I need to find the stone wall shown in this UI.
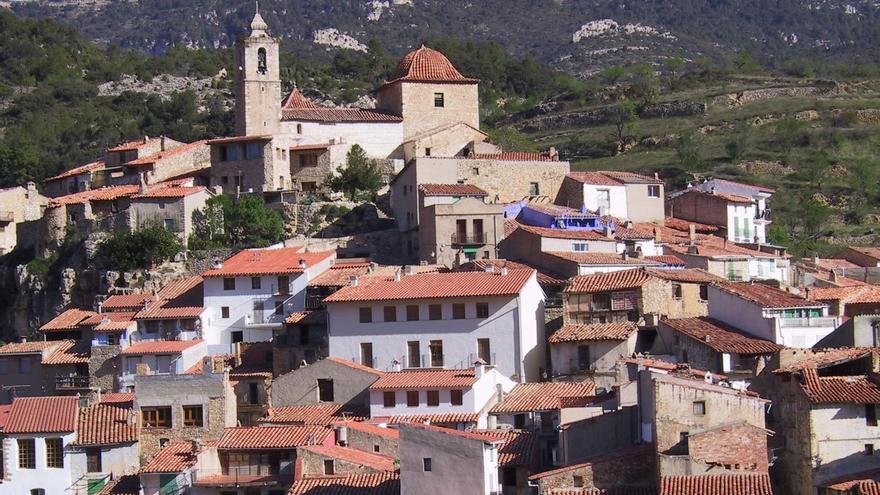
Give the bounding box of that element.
[538,441,654,494]
[559,406,637,464]
[455,158,571,203]
[297,447,387,476]
[89,345,120,392]
[346,428,399,458]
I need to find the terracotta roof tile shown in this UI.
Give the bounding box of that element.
[332,421,399,439]
[82,311,137,326]
[325,357,386,376]
[285,309,326,325]
[40,308,99,331]
[324,269,534,303]
[261,404,367,426]
[288,473,400,495]
[300,444,396,471]
[374,412,479,425]
[514,222,610,241]
[283,89,321,110]
[822,468,880,492]
[799,369,880,404]
[385,46,477,85]
[659,473,772,495]
[131,186,206,199]
[283,107,403,123]
[45,160,105,182]
[567,171,623,186]
[73,404,137,446]
[206,134,273,145]
[309,264,371,288]
[709,178,775,194]
[548,252,660,266]
[96,474,141,495]
[0,404,11,431]
[663,217,720,233]
[716,282,824,309]
[5,396,78,433]
[49,185,140,207]
[567,171,662,185]
[401,422,502,443]
[549,322,638,343]
[661,318,783,355]
[100,392,134,404]
[565,268,653,293]
[418,183,487,196]
[135,305,205,320]
[42,339,91,365]
[141,441,198,473]
[119,339,202,355]
[0,340,62,355]
[645,268,723,283]
[203,248,334,277]
[645,255,687,266]
[156,276,204,301]
[218,425,331,449]
[456,259,567,286]
[369,368,477,390]
[529,444,654,480]
[102,294,155,310]
[776,348,877,374]
[108,138,149,152]
[545,489,656,495]
[491,382,596,413]
[468,151,557,161]
[473,429,539,467]
[677,189,754,204]
[125,140,207,167]
[613,225,657,240]
[620,357,724,381]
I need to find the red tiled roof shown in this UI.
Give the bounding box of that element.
[49,185,140,207]
[659,473,773,495]
[473,429,539,467]
[5,396,78,433]
[468,151,557,162]
[385,46,478,85]
[0,404,11,431]
[565,268,652,293]
[310,264,371,288]
[100,392,134,404]
[119,339,202,356]
[0,340,62,355]
[202,248,334,277]
[523,203,598,218]
[108,138,149,152]
[676,188,754,204]
[290,143,331,151]
[283,89,321,110]
[716,282,824,309]
[261,404,367,426]
[418,183,487,196]
[324,269,534,303]
[73,404,137,446]
[285,310,326,325]
[456,259,567,286]
[157,275,204,301]
[217,425,331,449]
[822,468,880,492]
[125,140,207,167]
[567,170,662,185]
[333,421,399,439]
[529,444,654,480]
[42,339,91,365]
[206,134,272,145]
[83,311,138,327]
[514,222,610,241]
[131,186,206,199]
[567,171,623,186]
[45,160,104,182]
[800,368,880,404]
[813,258,861,270]
[96,474,141,495]
[102,293,155,310]
[491,382,596,413]
[135,305,205,320]
[613,225,657,240]
[141,441,198,473]
[289,473,400,495]
[40,308,98,332]
[230,341,274,378]
[402,422,502,443]
[645,268,723,283]
[549,322,638,343]
[325,357,386,376]
[299,445,396,471]
[710,177,776,194]
[775,348,877,373]
[663,216,721,233]
[283,107,403,123]
[95,316,137,333]
[547,252,659,266]
[376,412,479,425]
[369,368,477,390]
[620,357,724,381]
[661,318,783,355]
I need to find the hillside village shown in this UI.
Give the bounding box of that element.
[2,9,880,495]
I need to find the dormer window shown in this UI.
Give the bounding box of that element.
[257,48,268,74]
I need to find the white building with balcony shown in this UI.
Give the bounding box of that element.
[118,339,207,391]
[201,246,335,353]
[368,361,515,428]
[323,268,546,382]
[708,282,838,348]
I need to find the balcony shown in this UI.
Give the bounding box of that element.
[246,312,286,328]
[778,316,838,328]
[56,375,90,390]
[754,209,771,223]
[451,232,487,246]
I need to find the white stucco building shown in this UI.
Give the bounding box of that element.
[324,268,546,382]
[561,171,665,222]
[708,283,839,348]
[201,246,335,353]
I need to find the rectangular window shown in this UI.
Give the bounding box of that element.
[223,277,235,290]
[452,303,466,319]
[142,407,172,428]
[451,389,463,406]
[429,340,443,367]
[383,391,396,408]
[274,300,284,316]
[577,345,591,371]
[529,182,539,196]
[433,93,444,107]
[86,447,101,473]
[318,379,334,402]
[360,343,374,367]
[407,341,420,368]
[573,475,584,488]
[384,306,397,322]
[277,275,290,295]
[478,338,491,364]
[407,391,419,407]
[323,459,335,475]
[867,404,878,427]
[699,285,708,301]
[476,302,489,319]
[423,457,432,472]
[19,357,31,374]
[734,217,741,241]
[231,331,243,343]
[183,405,203,427]
[572,242,589,252]
[693,401,706,415]
[429,304,442,320]
[672,283,683,299]
[427,390,440,407]
[46,438,63,468]
[406,305,420,321]
[359,307,372,323]
[245,142,263,160]
[866,444,875,456]
[648,185,660,197]
[251,277,262,289]
[18,439,35,469]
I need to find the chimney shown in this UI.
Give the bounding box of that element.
[688,224,696,243]
[391,359,402,372]
[605,225,614,239]
[484,264,495,273]
[138,172,147,194]
[349,275,359,287]
[234,342,243,367]
[135,362,151,376]
[299,258,307,269]
[654,172,660,180]
[688,244,698,255]
[830,269,838,283]
[549,147,559,160]
[368,262,378,273]
[500,266,509,276]
[161,136,166,152]
[404,265,414,276]
[704,335,712,343]
[624,220,633,229]
[812,255,820,266]
[653,226,662,243]
[394,270,402,282]
[474,359,486,378]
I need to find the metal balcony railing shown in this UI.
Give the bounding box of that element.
[451,232,487,246]
[56,375,90,389]
[754,209,771,221]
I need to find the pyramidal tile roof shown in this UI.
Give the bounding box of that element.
[5,396,78,433]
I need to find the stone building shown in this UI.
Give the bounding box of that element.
[528,444,656,495]
[234,8,281,137]
[128,185,210,246]
[133,358,236,460]
[42,160,106,198]
[0,182,48,254]
[296,443,396,477]
[271,357,383,412]
[547,321,639,382]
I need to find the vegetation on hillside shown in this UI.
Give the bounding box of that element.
[190,195,285,250]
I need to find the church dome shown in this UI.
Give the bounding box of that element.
[385,46,479,85]
[249,7,269,37]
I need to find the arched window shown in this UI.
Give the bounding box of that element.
[257,48,268,74]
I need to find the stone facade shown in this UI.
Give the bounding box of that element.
[209,135,294,193]
[345,427,399,458]
[456,157,570,203]
[534,445,655,494]
[271,358,381,411]
[564,277,709,326]
[376,81,479,141]
[297,447,388,476]
[88,344,120,393]
[0,183,49,254]
[234,16,282,136]
[418,196,504,267]
[128,189,209,245]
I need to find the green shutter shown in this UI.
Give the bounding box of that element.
[87,479,106,495]
[733,217,740,241]
[159,474,178,495]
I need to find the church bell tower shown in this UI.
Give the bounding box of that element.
[234,4,282,136]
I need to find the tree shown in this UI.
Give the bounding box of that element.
[675,130,704,169]
[190,194,284,249]
[190,198,225,249]
[609,100,638,153]
[98,224,183,271]
[324,144,383,200]
[628,65,659,106]
[795,150,831,191]
[664,57,685,80]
